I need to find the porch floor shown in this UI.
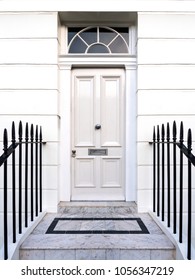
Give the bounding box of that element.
[19,202,175,260]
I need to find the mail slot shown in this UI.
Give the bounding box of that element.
[88,149,108,156]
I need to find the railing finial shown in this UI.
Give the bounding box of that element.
[25,123,29,141]
[162,124,165,140]
[3,129,8,151]
[35,125,38,141]
[153,126,156,141]
[12,122,16,144]
[157,125,160,140]
[19,121,23,140]
[40,126,42,141]
[30,124,34,139]
[187,129,192,152]
[173,121,177,140]
[180,121,184,142]
[167,122,170,141]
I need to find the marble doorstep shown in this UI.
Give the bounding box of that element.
[19,203,175,260]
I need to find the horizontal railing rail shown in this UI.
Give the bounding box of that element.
[0,121,43,260]
[152,121,194,260]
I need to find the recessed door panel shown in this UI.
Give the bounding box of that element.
[101,77,121,147]
[72,68,125,200]
[75,158,96,188]
[101,158,122,188]
[74,77,95,147]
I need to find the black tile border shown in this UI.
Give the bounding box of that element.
[46,218,150,234]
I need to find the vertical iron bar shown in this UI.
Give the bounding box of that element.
[157,125,160,217]
[18,121,23,234]
[12,122,16,243]
[25,123,29,227]
[173,121,177,234]
[39,127,42,213]
[167,123,171,227]
[3,129,8,260]
[30,124,34,221]
[161,124,165,221]
[187,129,192,260]
[179,122,184,243]
[35,125,38,217]
[153,127,156,212]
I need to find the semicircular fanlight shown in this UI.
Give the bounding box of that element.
[68,26,129,54]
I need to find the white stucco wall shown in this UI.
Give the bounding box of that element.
[137,12,195,243]
[0,12,59,239]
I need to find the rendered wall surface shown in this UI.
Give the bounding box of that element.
[0,13,59,241]
[137,12,195,237]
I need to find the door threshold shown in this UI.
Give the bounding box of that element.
[58,201,137,207]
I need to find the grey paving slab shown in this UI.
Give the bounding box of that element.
[19,202,175,260]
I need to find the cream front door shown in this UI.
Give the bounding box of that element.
[71,68,125,200]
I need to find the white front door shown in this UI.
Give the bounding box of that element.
[71,68,125,200]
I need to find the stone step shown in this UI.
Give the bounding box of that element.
[19,203,176,260]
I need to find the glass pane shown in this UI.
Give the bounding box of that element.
[99,28,116,45]
[109,36,128,53]
[68,28,83,44]
[69,36,87,53]
[80,28,97,45]
[114,27,129,45]
[87,44,110,53]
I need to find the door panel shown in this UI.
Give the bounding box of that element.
[101,158,122,188]
[75,158,96,188]
[74,77,95,147]
[101,76,121,147]
[72,68,125,200]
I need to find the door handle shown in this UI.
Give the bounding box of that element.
[72,150,76,158]
[95,124,101,130]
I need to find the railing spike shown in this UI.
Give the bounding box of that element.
[25,123,29,141]
[162,124,165,140]
[173,121,177,139]
[30,124,34,139]
[19,121,23,139]
[35,125,38,140]
[39,126,42,141]
[180,121,184,142]
[157,125,160,140]
[12,122,16,142]
[167,123,170,141]
[187,129,192,151]
[3,129,8,151]
[153,126,156,141]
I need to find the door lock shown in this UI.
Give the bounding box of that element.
[72,150,76,158]
[95,124,101,130]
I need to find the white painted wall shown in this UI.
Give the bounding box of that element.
[0,12,59,250]
[137,12,195,242]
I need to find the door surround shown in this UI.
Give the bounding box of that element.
[59,56,137,202]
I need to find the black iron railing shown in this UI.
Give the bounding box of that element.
[0,121,43,260]
[152,121,194,260]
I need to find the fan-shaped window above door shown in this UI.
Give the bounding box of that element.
[68,27,129,54]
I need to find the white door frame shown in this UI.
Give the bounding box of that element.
[59,56,137,202]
